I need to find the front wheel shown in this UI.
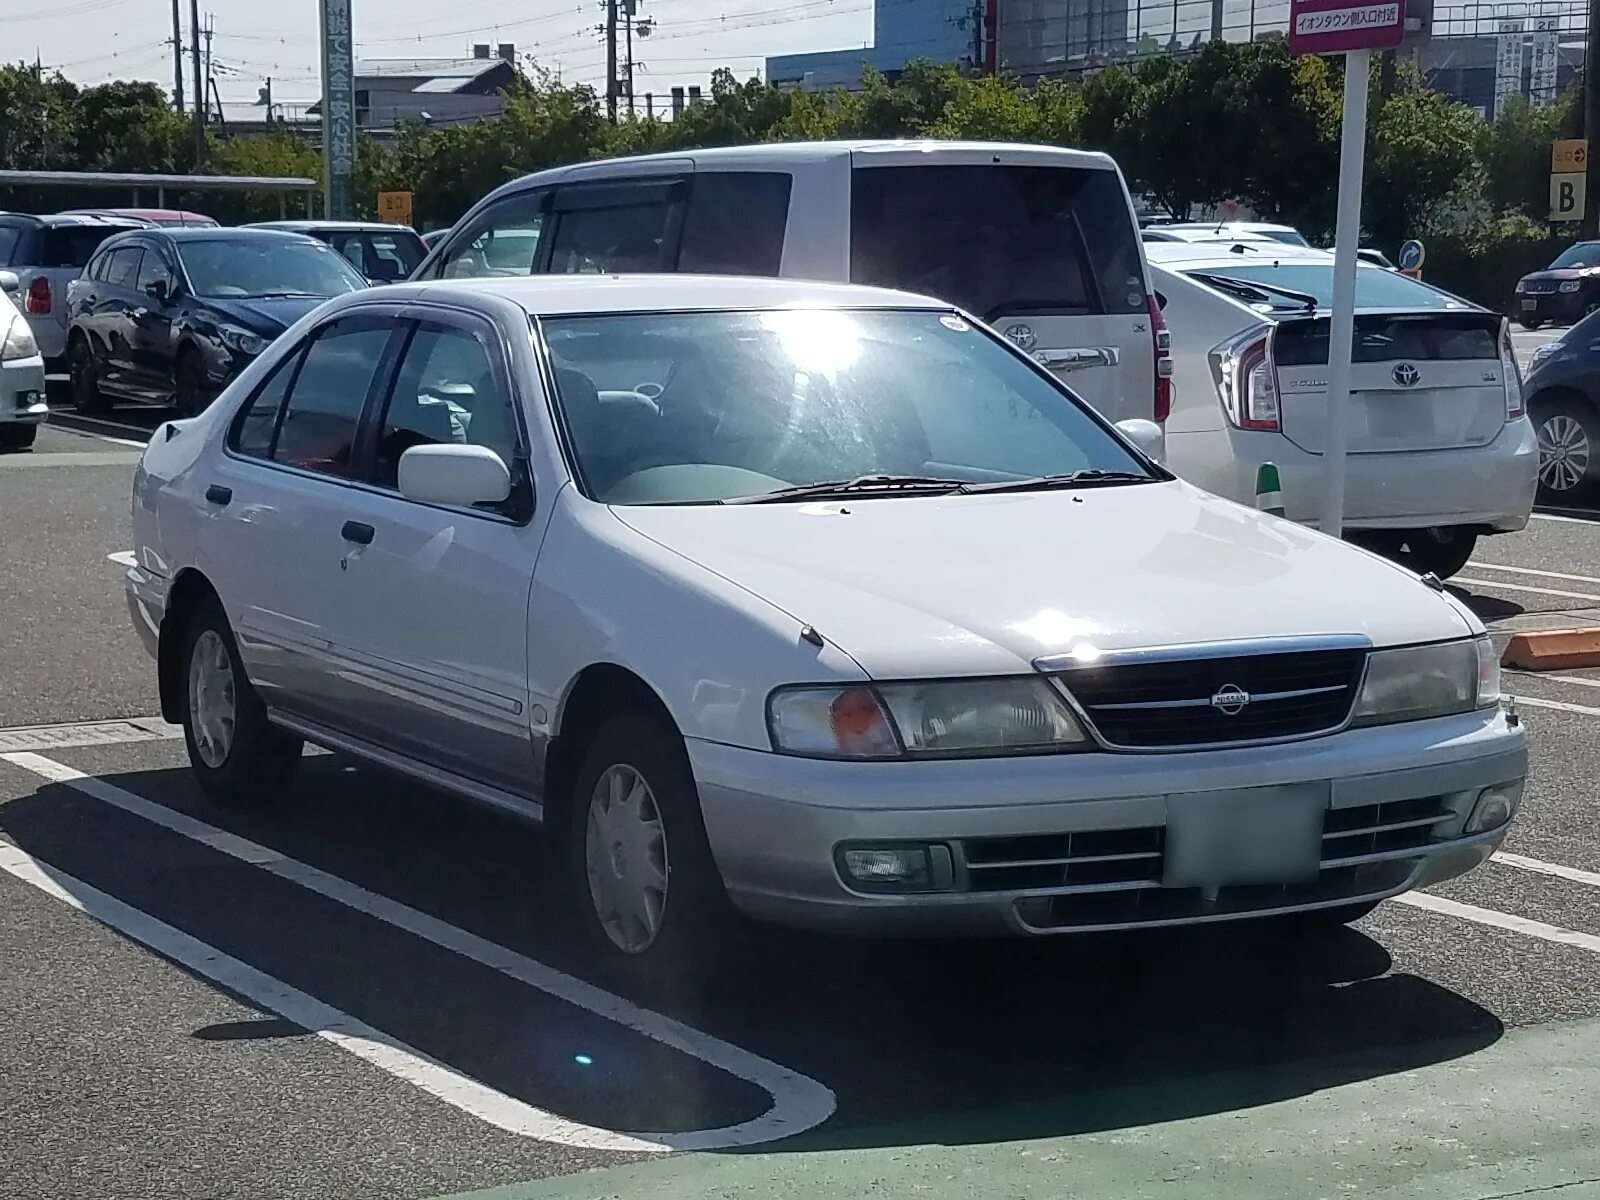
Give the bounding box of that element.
[179,598,302,807]
[567,712,735,981]
[1532,393,1600,504]
[69,336,108,415]
[173,349,209,417]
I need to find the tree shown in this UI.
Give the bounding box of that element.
[1484,90,1579,222]
[74,81,190,174]
[1366,73,1486,249]
[203,131,321,224]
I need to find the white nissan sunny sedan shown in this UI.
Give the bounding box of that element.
[126,274,1527,972]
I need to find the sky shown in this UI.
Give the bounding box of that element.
[10,0,875,106]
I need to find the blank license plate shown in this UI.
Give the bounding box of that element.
[1521,298,1538,310]
[1165,783,1326,887]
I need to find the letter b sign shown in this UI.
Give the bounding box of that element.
[1552,172,1586,221]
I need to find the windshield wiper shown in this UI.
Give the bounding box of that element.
[963,469,1157,494]
[250,290,324,299]
[1188,272,1319,312]
[726,474,973,504]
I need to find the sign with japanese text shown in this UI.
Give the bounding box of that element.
[319,0,355,219]
[1288,0,1404,54]
[1553,139,1588,172]
[378,191,413,227]
[1494,18,1526,118]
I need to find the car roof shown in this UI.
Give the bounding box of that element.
[4,213,146,229]
[371,273,950,316]
[69,208,212,220]
[1164,221,1302,235]
[249,220,416,233]
[1143,241,1334,267]
[148,227,323,243]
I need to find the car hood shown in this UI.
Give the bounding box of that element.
[205,295,328,333]
[612,482,1474,678]
[1522,268,1592,284]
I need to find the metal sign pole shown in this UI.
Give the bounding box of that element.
[1320,47,1372,541]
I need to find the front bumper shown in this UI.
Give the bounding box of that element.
[125,564,167,661]
[1515,292,1586,324]
[690,707,1525,936]
[0,355,48,424]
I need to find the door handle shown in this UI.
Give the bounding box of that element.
[1032,346,1121,371]
[341,520,375,545]
[204,484,232,506]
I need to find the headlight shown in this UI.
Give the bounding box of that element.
[1559,280,1582,293]
[218,325,268,355]
[1,315,38,362]
[1351,637,1496,726]
[768,678,1088,758]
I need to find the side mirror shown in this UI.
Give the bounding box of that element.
[0,271,18,298]
[1115,418,1166,465]
[144,279,169,303]
[398,444,511,507]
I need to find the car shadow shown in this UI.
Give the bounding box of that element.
[1447,584,1524,622]
[0,754,1506,1153]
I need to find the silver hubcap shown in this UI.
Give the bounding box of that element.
[584,764,669,955]
[1538,413,1591,493]
[187,629,236,769]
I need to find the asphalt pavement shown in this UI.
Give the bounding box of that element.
[6,406,1600,1199]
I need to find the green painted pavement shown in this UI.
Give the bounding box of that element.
[433,1017,1600,1200]
[0,451,142,470]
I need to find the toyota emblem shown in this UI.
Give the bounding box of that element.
[1003,323,1037,351]
[1392,362,1420,387]
[1210,684,1251,715]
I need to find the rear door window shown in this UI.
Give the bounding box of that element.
[103,247,144,290]
[436,192,547,279]
[849,165,1146,321]
[272,316,396,477]
[678,172,791,275]
[0,225,20,265]
[41,225,127,269]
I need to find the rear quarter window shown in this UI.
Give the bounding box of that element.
[0,226,20,265]
[42,226,127,269]
[849,164,1146,321]
[678,172,791,276]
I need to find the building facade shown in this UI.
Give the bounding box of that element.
[766,0,978,88]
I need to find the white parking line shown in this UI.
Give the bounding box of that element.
[1493,851,1600,890]
[0,751,836,1152]
[1509,672,1600,691]
[1511,693,1600,719]
[107,550,138,568]
[1397,892,1600,955]
[1531,510,1597,524]
[1454,576,1600,604]
[0,840,664,1154]
[1468,561,1600,587]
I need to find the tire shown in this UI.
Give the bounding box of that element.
[178,596,302,808]
[1518,318,1544,330]
[0,424,36,450]
[69,335,108,415]
[1375,529,1479,580]
[1531,392,1600,504]
[566,711,736,982]
[173,348,209,417]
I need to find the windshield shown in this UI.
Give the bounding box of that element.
[1550,242,1600,269]
[542,308,1153,505]
[177,238,367,299]
[1184,262,1467,311]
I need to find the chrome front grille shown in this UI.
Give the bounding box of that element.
[1051,642,1368,749]
[962,795,1453,929]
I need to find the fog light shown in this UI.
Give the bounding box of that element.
[1465,781,1523,833]
[838,844,952,892]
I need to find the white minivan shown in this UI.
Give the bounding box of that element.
[412,141,1171,426]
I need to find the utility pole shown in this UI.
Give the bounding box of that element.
[171,0,184,113]
[203,14,214,118]
[604,0,617,122]
[190,0,204,167]
[1587,0,1600,237]
[624,0,635,117]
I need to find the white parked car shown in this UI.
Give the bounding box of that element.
[413,140,1172,429]
[1148,241,1537,578]
[0,270,48,450]
[126,275,1526,973]
[1148,222,1311,247]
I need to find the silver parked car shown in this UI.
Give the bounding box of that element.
[0,213,146,368]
